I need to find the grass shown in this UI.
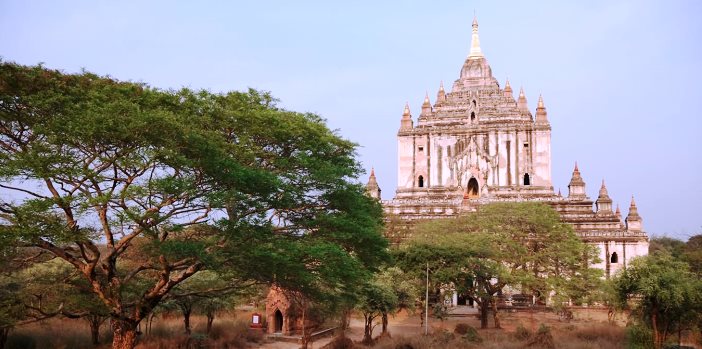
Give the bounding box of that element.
[6,311,263,349]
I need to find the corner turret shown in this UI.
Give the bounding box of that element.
[596,180,613,214]
[399,103,413,131]
[518,87,528,112]
[535,94,549,124]
[567,162,587,200]
[625,196,643,232]
[365,168,381,199]
[503,78,513,98]
[420,92,432,118]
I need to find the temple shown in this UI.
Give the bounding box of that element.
[368,17,648,278]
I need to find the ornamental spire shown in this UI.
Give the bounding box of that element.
[365,167,381,199]
[420,92,432,117]
[504,78,513,98]
[399,102,413,130]
[518,86,528,111]
[437,81,446,102]
[596,179,613,214]
[468,16,483,59]
[568,162,587,199]
[536,94,548,123]
[626,195,643,232]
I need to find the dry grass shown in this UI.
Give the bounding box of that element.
[5,311,263,349]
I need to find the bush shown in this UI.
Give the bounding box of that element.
[454,323,471,335]
[460,326,482,343]
[326,335,356,349]
[526,324,554,349]
[626,324,654,349]
[514,323,532,341]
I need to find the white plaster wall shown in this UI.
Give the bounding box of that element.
[534,130,552,187]
[398,136,415,189]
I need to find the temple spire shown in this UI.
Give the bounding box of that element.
[468,16,483,59]
[399,102,413,130]
[596,179,613,214]
[365,167,381,199]
[437,81,446,102]
[420,92,432,117]
[568,162,587,199]
[518,86,528,111]
[536,94,548,123]
[626,195,643,232]
[503,78,513,98]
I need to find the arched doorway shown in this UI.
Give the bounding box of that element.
[274,309,283,333]
[611,252,618,264]
[523,173,531,186]
[467,177,479,198]
[418,175,424,188]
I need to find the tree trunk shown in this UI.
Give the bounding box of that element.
[146,313,155,336]
[1,328,9,349]
[206,310,215,334]
[340,309,351,330]
[651,309,660,349]
[362,314,374,344]
[491,298,501,329]
[87,315,103,346]
[381,312,389,335]
[478,301,489,329]
[182,310,192,335]
[111,319,138,349]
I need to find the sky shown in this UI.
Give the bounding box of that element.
[1,0,701,240]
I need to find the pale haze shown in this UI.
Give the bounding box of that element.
[1,0,700,240]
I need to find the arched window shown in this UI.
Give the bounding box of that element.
[467,177,479,198]
[472,100,477,108]
[523,173,531,185]
[610,252,618,264]
[470,111,476,121]
[418,175,424,188]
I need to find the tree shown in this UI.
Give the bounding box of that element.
[374,267,420,336]
[649,236,686,259]
[611,254,702,349]
[395,202,600,329]
[356,280,398,344]
[683,234,702,276]
[0,62,388,349]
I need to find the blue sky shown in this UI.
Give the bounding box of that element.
[1,0,700,239]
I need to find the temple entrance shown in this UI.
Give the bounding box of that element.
[274,309,283,333]
[467,177,479,198]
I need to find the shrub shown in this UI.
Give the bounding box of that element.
[526,324,554,349]
[454,323,471,335]
[626,324,654,349]
[514,323,532,341]
[460,326,482,343]
[326,335,356,349]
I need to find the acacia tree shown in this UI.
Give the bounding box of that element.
[0,62,387,349]
[395,202,600,329]
[611,254,702,349]
[356,280,398,344]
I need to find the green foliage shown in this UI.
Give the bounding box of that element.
[0,61,388,347]
[682,234,702,276]
[649,236,686,259]
[514,323,532,341]
[611,254,702,348]
[394,202,600,324]
[626,323,655,349]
